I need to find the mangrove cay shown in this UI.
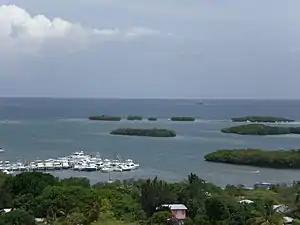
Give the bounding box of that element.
[148,117,157,121]
[231,116,294,123]
[110,128,176,137]
[88,115,122,121]
[170,117,195,122]
[221,124,300,135]
[127,116,143,121]
[204,149,300,169]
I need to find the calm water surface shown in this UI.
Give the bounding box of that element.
[1,98,300,186]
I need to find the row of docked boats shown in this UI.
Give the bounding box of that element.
[0,151,140,175]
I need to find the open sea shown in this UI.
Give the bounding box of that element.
[1,98,300,187]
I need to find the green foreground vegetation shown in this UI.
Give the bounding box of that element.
[221,124,300,135]
[232,116,294,123]
[89,115,122,121]
[2,172,300,225]
[204,149,300,169]
[170,117,195,122]
[110,128,176,137]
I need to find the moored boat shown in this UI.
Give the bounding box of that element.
[0,150,140,174]
[2,169,14,175]
[125,159,139,170]
[112,166,123,172]
[101,167,114,173]
[82,164,98,172]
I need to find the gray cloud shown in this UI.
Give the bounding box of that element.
[0,4,168,55]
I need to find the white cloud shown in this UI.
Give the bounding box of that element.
[0,4,168,54]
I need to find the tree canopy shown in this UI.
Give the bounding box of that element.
[0,172,298,225]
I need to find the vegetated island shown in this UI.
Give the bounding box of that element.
[88,115,122,121]
[232,116,294,123]
[110,128,176,137]
[148,117,157,121]
[127,116,143,121]
[170,117,195,122]
[221,124,300,135]
[204,149,300,169]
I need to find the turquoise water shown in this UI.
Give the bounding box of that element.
[1,98,300,186]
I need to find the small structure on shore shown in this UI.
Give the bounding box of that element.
[159,204,188,221]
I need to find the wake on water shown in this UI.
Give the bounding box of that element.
[0,120,23,124]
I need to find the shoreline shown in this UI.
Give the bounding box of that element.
[8,165,300,189]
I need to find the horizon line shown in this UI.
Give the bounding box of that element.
[0,96,299,100]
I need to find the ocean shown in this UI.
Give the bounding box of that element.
[1,98,300,187]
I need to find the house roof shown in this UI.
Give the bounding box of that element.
[161,204,188,210]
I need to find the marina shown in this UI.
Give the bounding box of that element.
[0,151,140,175]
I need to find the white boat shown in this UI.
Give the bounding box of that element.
[44,161,55,170]
[37,161,45,170]
[53,162,63,170]
[119,164,131,171]
[62,161,70,169]
[112,166,123,172]
[0,148,4,153]
[82,164,98,172]
[102,159,111,167]
[17,165,27,171]
[125,159,139,170]
[101,167,114,173]
[2,169,13,175]
[73,164,81,171]
[28,163,38,171]
[96,162,104,169]
[68,151,87,160]
[1,161,12,171]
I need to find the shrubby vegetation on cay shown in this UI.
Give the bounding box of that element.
[110,128,176,137]
[170,117,195,122]
[88,116,200,122]
[127,116,143,121]
[2,172,300,225]
[232,116,294,123]
[204,149,300,169]
[148,117,157,121]
[221,124,300,135]
[89,115,122,121]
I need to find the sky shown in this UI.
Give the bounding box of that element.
[0,0,297,99]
